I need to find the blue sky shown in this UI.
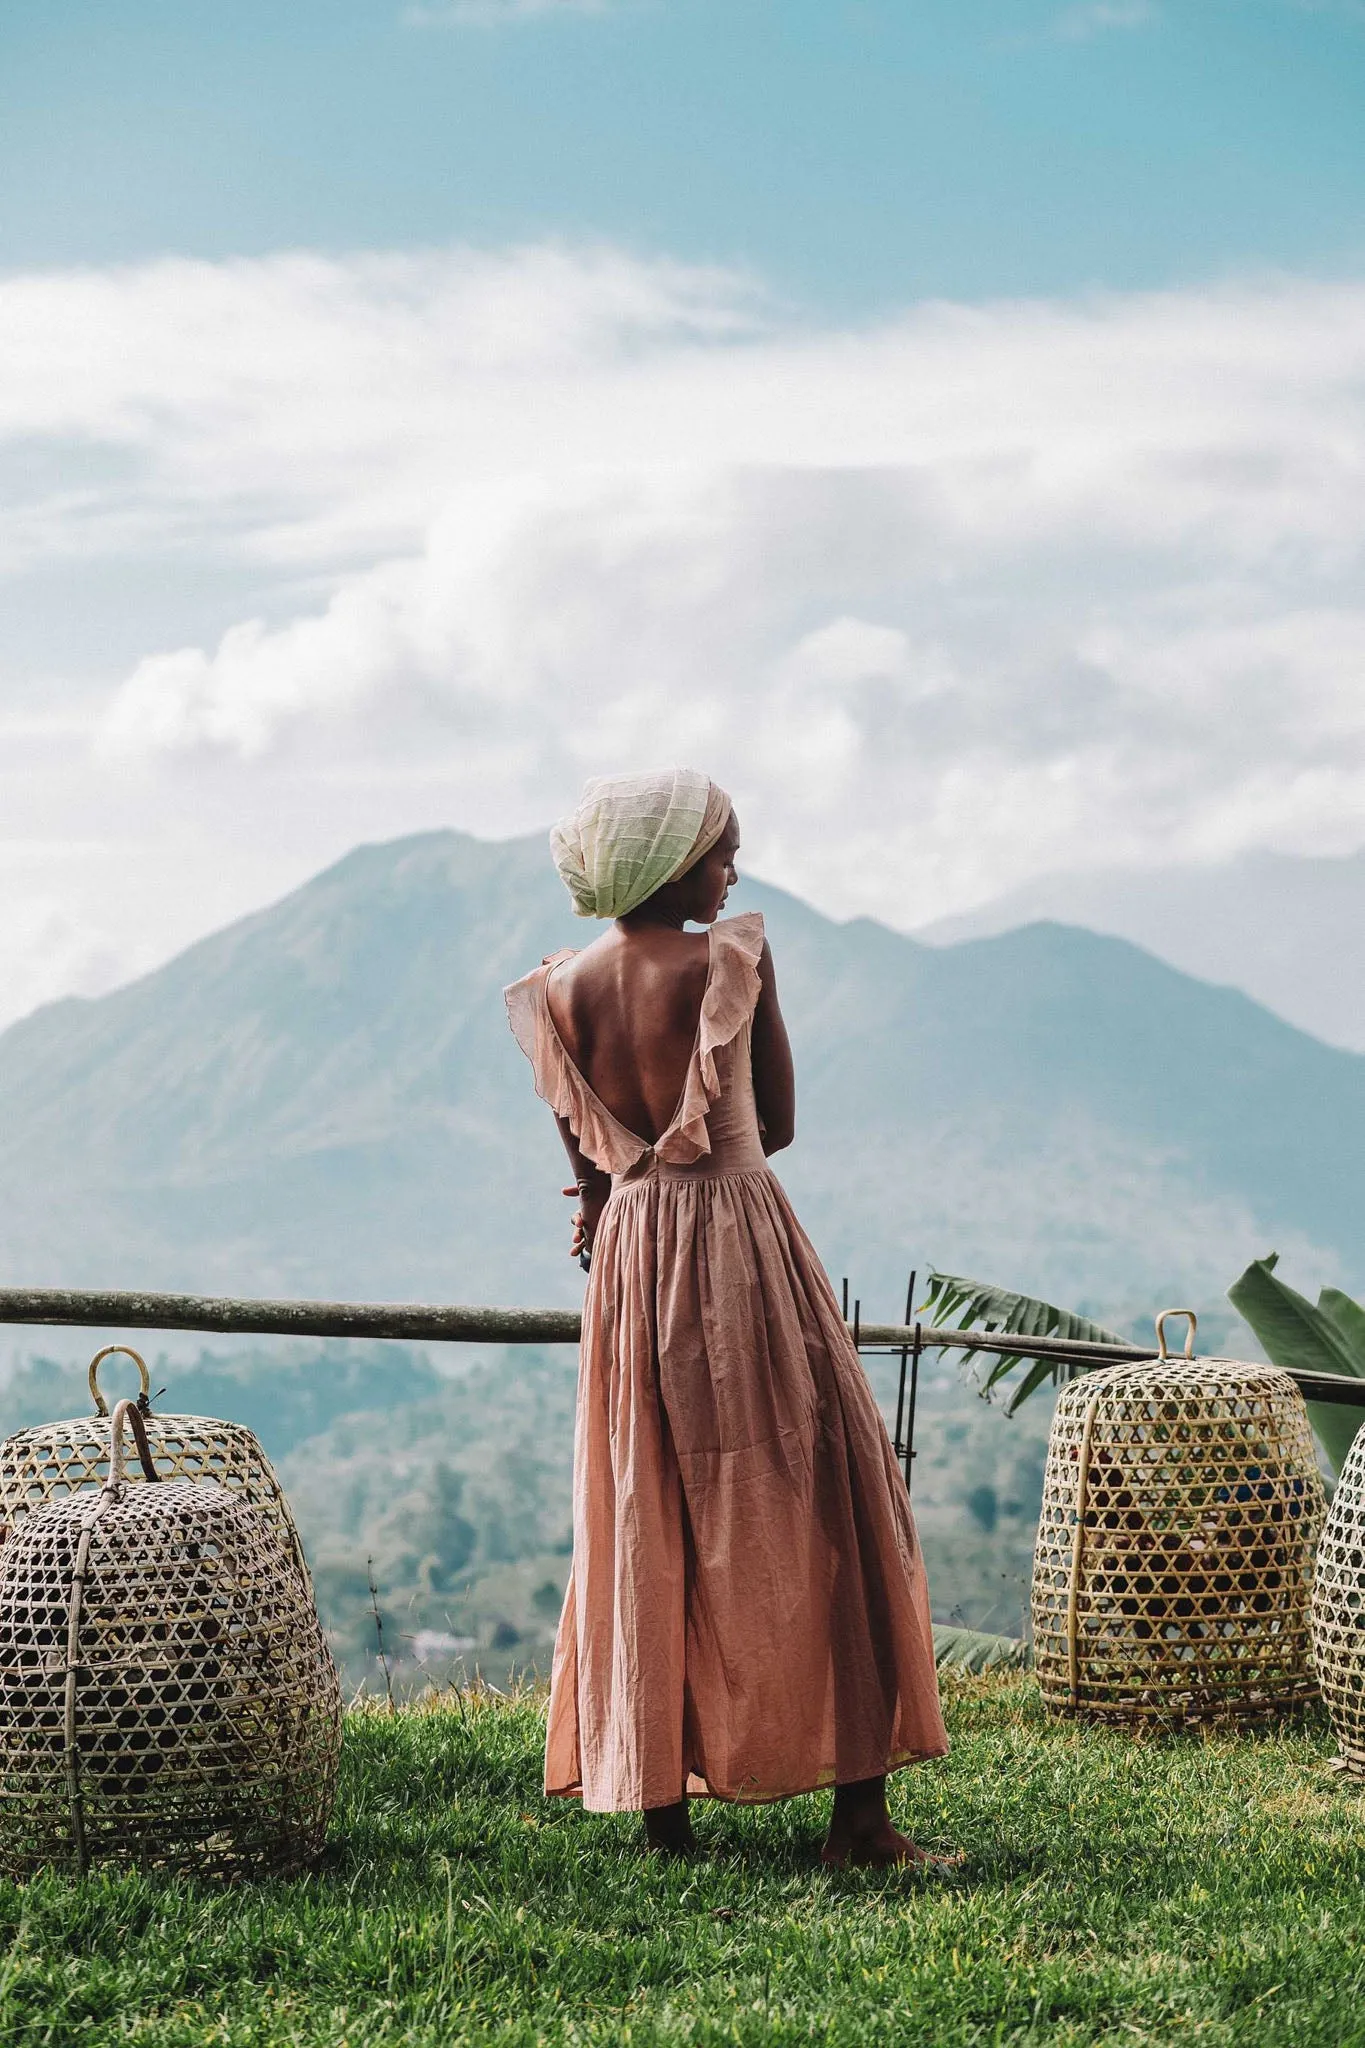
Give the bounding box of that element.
[4,2,1365,1032]
[4,1,1365,307]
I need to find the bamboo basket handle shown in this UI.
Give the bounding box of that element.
[1066,1387,1102,1711]
[108,1397,160,1488]
[88,1344,152,1418]
[65,1396,159,1874]
[1154,1308,1198,1361]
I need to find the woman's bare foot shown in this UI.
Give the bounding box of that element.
[821,1820,944,1868]
[822,1775,960,1870]
[643,1798,696,1857]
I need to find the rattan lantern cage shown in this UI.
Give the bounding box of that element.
[0,1347,309,1588]
[1309,1420,1365,1774]
[1032,1310,1325,1725]
[0,1398,342,1877]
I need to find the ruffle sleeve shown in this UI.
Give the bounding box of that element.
[504,911,766,1174]
[658,910,765,1165]
[504,955,653,1177]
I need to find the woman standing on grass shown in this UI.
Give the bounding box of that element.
[505,768,948,1863]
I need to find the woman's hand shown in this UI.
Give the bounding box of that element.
[563,1178,609,1261]
[553,1117,611,1263]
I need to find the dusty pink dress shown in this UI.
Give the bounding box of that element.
[505,910,947,1811]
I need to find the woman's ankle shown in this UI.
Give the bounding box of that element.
[830,1774,889,1835]
[643,1798,694,1853]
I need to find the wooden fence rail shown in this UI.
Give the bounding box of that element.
[3,1286,1365,1409]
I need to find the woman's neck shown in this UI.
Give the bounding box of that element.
[617,903,692,934]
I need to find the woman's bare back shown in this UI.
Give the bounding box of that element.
[546,927,712,1145]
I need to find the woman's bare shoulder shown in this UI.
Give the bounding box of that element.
[547,929,617,993]
[559,926,710,986]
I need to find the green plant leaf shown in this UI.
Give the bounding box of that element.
[930,1624,1030,1673]
[1227,1254,1365,1378]
[1227,1253,1365,1473]
[1304,1401,1364,1481]
[1318,1287,1365,1362]
[922,1270,1127,1413]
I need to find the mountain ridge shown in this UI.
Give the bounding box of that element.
[914,846,1365,1053]
[2,827,1360,1330]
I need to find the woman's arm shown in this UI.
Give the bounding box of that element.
[750,939,796,1155]
[554,1113,611,1258]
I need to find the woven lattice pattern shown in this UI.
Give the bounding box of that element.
[0,1453,341,1877]
[0,1395,309,1590]
[1310,1423,1365,1772]
[1033,1355,1324,1724]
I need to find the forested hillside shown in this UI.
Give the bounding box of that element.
[0,1341,1050,1690]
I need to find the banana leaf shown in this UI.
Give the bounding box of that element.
[1320,1287,1365,1361]
[931,1624,1030,1673]
[922,1270,1128,1414]
[1227,1253,1365,1475]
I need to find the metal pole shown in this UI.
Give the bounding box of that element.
[905,1320,923,1494]
[893,1269,915,1468]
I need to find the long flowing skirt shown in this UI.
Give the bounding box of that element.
[544,1165,948,1811]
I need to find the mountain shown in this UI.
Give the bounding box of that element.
[3,828,1365,1333]
[914,847,1365,1055]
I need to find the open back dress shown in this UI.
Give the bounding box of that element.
[506,909,947,1811]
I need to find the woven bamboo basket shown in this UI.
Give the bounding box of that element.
[0,1347,309,1587]
[1032,1310,1325,1725]
[1310,1421,1365,1773]
[0,1398,342,1877]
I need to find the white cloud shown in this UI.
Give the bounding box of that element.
[4,244,1365,1020]
[0,889,130,1024]
[0,245,756,577]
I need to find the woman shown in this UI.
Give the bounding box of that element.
[506,768,948,1863]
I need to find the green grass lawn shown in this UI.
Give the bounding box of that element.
[5,1673,1365,2046]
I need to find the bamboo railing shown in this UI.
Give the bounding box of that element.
[3,1286,1364,1408]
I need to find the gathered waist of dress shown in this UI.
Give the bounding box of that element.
[613,1142,770,1189]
